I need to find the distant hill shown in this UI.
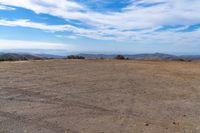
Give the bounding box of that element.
[35,54,64,59]
[78,54,116,59]
[126,53,182,61]
[0,53,44,61]
[1,53,200,61]
[180,55,200,61]
[79,53,192,61]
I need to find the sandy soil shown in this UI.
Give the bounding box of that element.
[0,59,200,133]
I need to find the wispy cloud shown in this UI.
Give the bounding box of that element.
[0,0,200,44]
[0,18,200,46]
[0,39,75,50]
[0,5,15,10]
[0,19,77,32]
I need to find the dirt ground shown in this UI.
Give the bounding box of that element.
[0,59,200,133]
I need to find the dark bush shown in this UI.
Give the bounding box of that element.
[175,58,192,62]
[66,55,85,59]
[0,57,18,61]
[114,55,126,60]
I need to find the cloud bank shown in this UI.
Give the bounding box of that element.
[0,0,200,44]
[0,39,74,50]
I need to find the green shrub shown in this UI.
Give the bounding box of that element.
[114,55,126,60]
[66,55,85,59]
[0,57,17,61]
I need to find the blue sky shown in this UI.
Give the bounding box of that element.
[0,0,200,55]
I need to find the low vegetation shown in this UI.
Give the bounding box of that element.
[0,57,22,61]
[114,55,128,60]
[114,55,125,60]
[66,55,85,59]
[0,55,27,61]
[0,53,44,62]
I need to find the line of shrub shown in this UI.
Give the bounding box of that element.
[114,55,128,60]
[66,55,85,59]
[0,57,27,61]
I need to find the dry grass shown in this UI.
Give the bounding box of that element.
[0,59,200,133]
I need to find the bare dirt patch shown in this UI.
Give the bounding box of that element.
[0,60,200,133]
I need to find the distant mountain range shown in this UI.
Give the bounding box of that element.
[0,53,200,61]
[0,53,43,61]
[180,55,200,61]
[79,53,200,61]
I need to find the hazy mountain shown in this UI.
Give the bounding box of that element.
[180,55,200,61]
[0,53,200,61]
[79,53,188,61]
[0,53,44,61]
[78,54,116,59]
[35,54,64,59]
[126,53,181,60]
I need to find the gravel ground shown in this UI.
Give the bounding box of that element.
[0,59,200,133]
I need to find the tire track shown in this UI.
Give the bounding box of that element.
[0,111,66,133]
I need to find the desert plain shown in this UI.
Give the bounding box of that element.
[0,59,200,133]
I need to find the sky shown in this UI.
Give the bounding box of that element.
[0,0,200,55]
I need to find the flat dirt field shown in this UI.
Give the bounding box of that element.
[0,60,200,133]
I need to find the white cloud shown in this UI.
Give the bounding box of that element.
[0,0,200,43]
[0,39,75,50]
[0,19,73,32]
[56,35,78,40]
[0,19,200,46]
[0,19,99,39]
[1,0,200,29]
[0,5,15,10]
